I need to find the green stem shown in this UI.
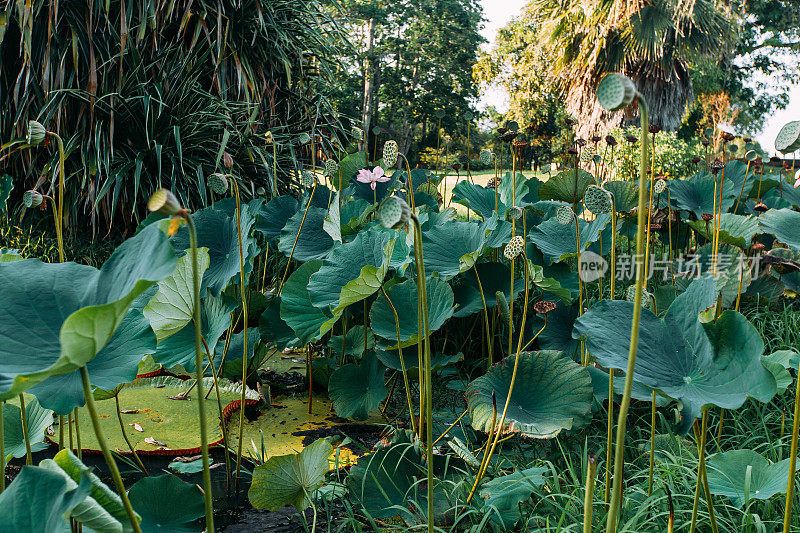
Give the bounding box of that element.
[411,215,433,533]
[182,212,215,532]
[0,402,5,494]
[231,179,249,491]
[605,371,613,504]
[73,407,82,460]
[18,395,31,465]
[380,287,416,434]
[648,390,655,495]
[783,352,800,532]
[605,94,649,533]
[583,455,597,533]
[690,411,710,533]
[79,367,142,533]
[114,395,148,475]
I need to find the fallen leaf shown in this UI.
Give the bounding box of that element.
[173,454,202,463]
[168,395,190,401]
[128,423,144,432]
[120,409,140,414]
[145,437,167,447]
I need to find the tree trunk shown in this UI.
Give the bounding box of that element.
[362,17,380,156]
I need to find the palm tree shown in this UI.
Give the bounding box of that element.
[529,0,737,135]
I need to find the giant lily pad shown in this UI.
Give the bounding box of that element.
[669,173,735,218]
[538,169,594,205]
[280,260,339,343]
[65,376,257,455]
[308,229,396,314]
[451,180,500,218]
[328,351,387,420]
[369,276,455,349]
[249,438,335,511]
[759,208,800,252]
[706,449,799,508]
[128,474,204,532]
[574,277,776,433]
[0,223,176,400]
[171,201,259,296]
[466,351,593,438]
[529,214,610,263]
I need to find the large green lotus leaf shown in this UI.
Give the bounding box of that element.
[329,351,387,420]
[574,277,776,433]
[669,173,735,218]
[452,180,500,218]
[323,195,375,243]
[171,201,259,296]
[688,214,759,249]
[600,181,638,213]
[337,152,368,190]
[52,449,133,531]
[529,214,610,263]
[0,465,92,532]
[258,296,296,350]
[497,172,532,209]
[308,229,395,314]
[366,223,412,271]
[253,195,299,242]
[422,218,495,279]
[483,217,513,249]
[370,276,454,349]
[762,181,800,209]
[376,350,462,373]
[143,248,210,342]
[452,262,523,318]
[281,260,340,343]
[466,351,593,438]
[524,303,581,359]
[0,223,175,400]
[217,327,260,381]
[278,206,336,262]
[0,174,12,214]
[0,248,23,263]
[538,169,594,204]
[528,262,573,302]
[759,208,800,252]
[3,396,53,459]
[249,438,334,511]
[128,474,204,532]
[721,161,757,201]
[587,366,670,406]
[70,376,257,454]
[479,466,547,528]
[151,292,235,371]
[706,449,799,508]
[329,325,374,359]
[29,310,157,415]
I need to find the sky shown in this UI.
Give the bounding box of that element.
[477,0,797,155]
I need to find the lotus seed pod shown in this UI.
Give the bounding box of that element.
[555,205,575,225]
[435,109,446,119]
[463,110,474,121]
[323,159,339,178]
[378,196,411,229]
[746,149,758,162]
[298,132,311,145]
[596,73,636,112]
[207,173,230,195]
[626,285,651,307]
[654,178,667,194]
[506,206,523,221]
[26,120,47,146]
[579,146,594,163]
[23,190,43,208]
[709,158,724,174]
[382,140,398,167]
[148,188,182,215]
[533,300,557,314]
[300,170,316,188]
[256,187,266,196]
[504,235,525,260]
[479,149,495,166]
[495,291,511,325]
[775,121,800,153]
[753,201,768,213]
[584,185,612,214]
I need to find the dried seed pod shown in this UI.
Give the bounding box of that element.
[504,235,525,260]
[382,140,399,167]
[654,178,667,194]
[701,213,714,221]
[323,159,339,178]
[605,135,618,146]
[648,124,662,134]
[625,135,638,144]
[533,300,557,314]
[754,201,768,213]
[709,159,724,174]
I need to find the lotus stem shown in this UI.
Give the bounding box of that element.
[0,402,4,494]
[468,392,497,504]
[782,352,800,533]
[277,182,317,296]
[380,287,416,434]
[648,390,656,495]
[605,93,649,533]
[50,132,66,263]
[306,344,313,414]
[583,453,597,533]
[410,214,433,533]
[201,337,232,494]
[605,371,613,504]
[114,395,148,475]
[472,269,494,367]
[181,212,215,532]
[734,161,752,213]
[399,153,417,210]
[666,484,675,533]
[431,408,469,449]
[18,395,31,465]
[59,415,64,449]
[73,407,82,459]
[79,366,142,533]
[690,410,715,533]
[610,199,617,299]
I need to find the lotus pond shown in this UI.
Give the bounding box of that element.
[2,78,800,533]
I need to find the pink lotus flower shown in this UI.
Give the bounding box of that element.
[356,166,389,190]
[794,170,800,188]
